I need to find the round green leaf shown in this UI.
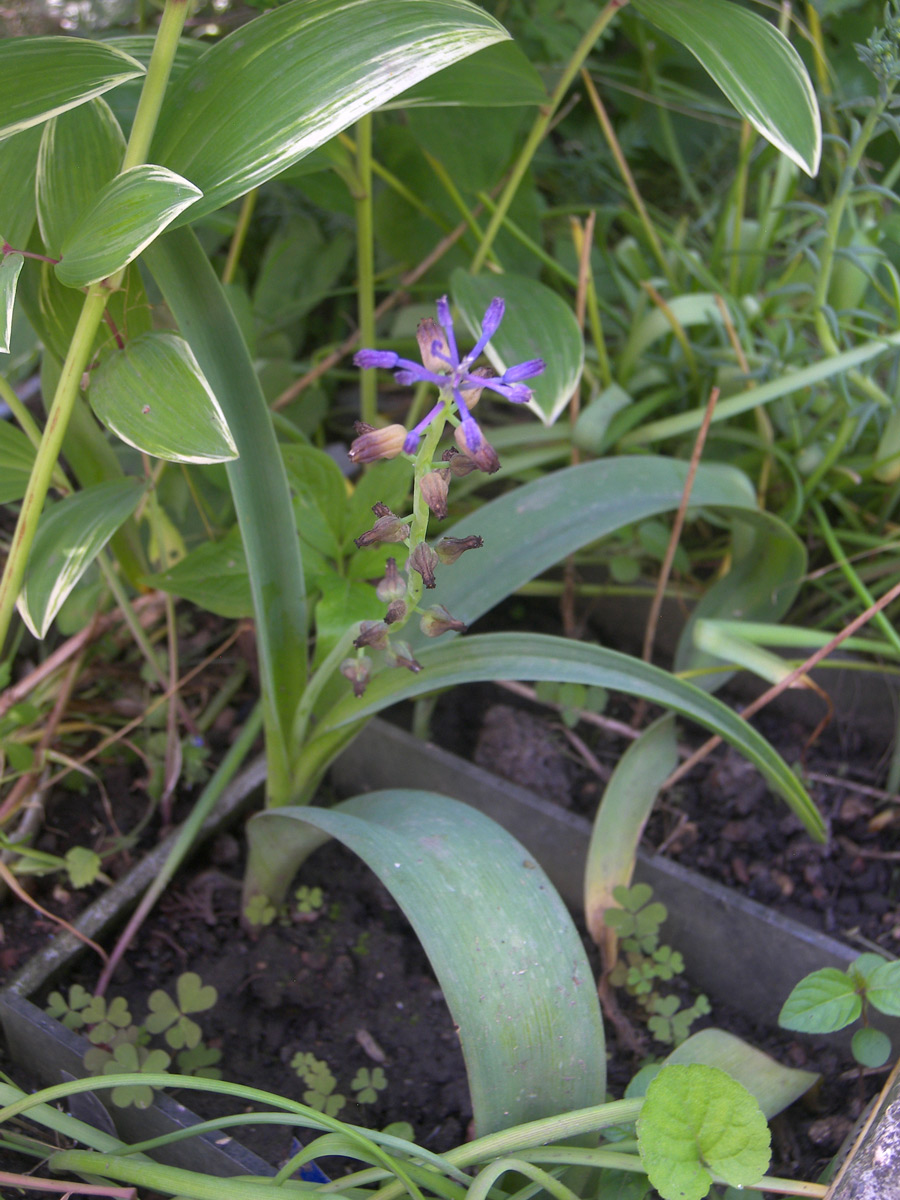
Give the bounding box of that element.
[867,960,900,1017]
[852,1027,891,1069]
[0,37,144,142]
[778,968,861,1034]
[451,269,584,425]
[151,0,509,223]
[632,0,820,176]
[56,165,202,288]
[89,332,238,464]
[17,480,145,639]
[637,1064,771,1200]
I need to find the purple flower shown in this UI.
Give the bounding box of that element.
[353,296,545,455]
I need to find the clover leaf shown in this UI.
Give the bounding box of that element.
[637,1064,770,1200]
[352,1067,388,1104]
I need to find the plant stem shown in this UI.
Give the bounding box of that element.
[221,188,258,286]
[470,0,628,273]
[355,113,377,424]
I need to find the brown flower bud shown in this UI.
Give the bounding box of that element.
[416,318,450,374]
[434,535,483,564]
[386,640,422,673]
[340,655,371,697]
[372,502,393,518]
[419,468,451,520]
[420,604,467,637]
[354,620,389,650]
[354,514,410,548]
[454,423,500,474]
[442,446,477,478]
[458,365,495,411]
[348,423,407,464]
[384,599,407,625]
[376,557,406,603]
[408,542,439,589]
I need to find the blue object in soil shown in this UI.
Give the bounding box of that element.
[290,1138,331,1183]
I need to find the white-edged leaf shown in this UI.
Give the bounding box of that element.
[151,0,510,223]
[55,166,202,287]
[18,480,145,638]
[0,124,43,250]
[89,332,237,464]
[0,37,144,142]
[386,39,545,108]
[633,0,820,175]
[0,419,36,503]
[0,253,24,353]
[451,270,583,425]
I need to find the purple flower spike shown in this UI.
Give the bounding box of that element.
[353,295,546,454]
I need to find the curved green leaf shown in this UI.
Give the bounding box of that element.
[389,40,545,108]
[314,632,823,839]
[633,0,820,175]
[0,253,23,353]
[152,0,509,224]
[0,124,43,250]
[246,791,606,1135]
[56,166,202,288]
[89,332,237,464]
[143,526,251,619]
[17,480,145,639]
[37,96,126,258]
[778,968,860,1034]
[0,419,36,503]
[452,270,583,425]
[637,1064,770,1200]
[0,37,144,142]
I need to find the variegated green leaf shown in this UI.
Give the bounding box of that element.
[633,0,820,175]
[451,270,583,425]
[55,166,201,288]
[37,97,126,258]
[0,124,43,250]
[151,0,510,223]
[0,37,144,142]
[0,253,24,353]
[89,332,237,464]
[0,420,35,503]
[387,40,545,108]
[18,480,145,639]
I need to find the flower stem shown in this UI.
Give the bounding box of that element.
[355,113,377,424]
[470,0,628,274]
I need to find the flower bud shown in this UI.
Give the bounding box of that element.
[420,604,467,637]
[348,423,407,464]
[384,599,407,624]
[386,640,422,673]
[376,557,406,603]
[419,468,451,520]
[408,542,439,588]
[416,318,450,374]
[454,420,500,474]
[458,365,495,411]
[354,513,410,548]
[442,446,477,478]
[434,535,483,564]
[340,655,371,697]
[354,621,389,650]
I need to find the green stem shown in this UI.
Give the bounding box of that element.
[470,0,627,273]
[221,187,258,286]
[729,122,752,296]
[121,0,190,172]
[355,113,377,424]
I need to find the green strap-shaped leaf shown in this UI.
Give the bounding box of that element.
[0,253,24,354]
[246,791,606,1136]
[388,40,546,108]
[56,165,202,288]
[452,270,583,425]
[0,37,144,142]
[17,480,145,639]
[0,124,43,249]
[637,1064,770,1200]
[0,419,36,503]
[37,96,126,258]
[89,332,238,464]
[151,0,510,223]
[633,0,820,176]
[313,632,824,839]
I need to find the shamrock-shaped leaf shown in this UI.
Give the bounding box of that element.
[176,971,217,1015]
[102,1042,171,1109]
[176,1043,223,1079]
[46,984,92,1029]
[637,1064,770,1200]
[778,968,861,1034]
[351,1067,388,1104]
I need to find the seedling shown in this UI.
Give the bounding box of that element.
[292,1053,391,1115]
[294,885,324,915]
[779,952,900,1067]
[605,883,710,1046]
[351,1067,388,1104]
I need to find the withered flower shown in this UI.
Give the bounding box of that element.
[386,641,422,673]
[454,421,500,474]
[348,422,407,464]
[420,605,467,637]
[419,468,451,520]
[434,535,483,564]
[376,557,405,603]
[354,620,389,650]
[409,542,439,588]
[354,509,410,548]
[384,599,407,625]
[340,655,371,697]
[442,446,477,478]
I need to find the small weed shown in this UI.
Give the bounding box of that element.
[352,931,371,957]
[294,885,324,914]
[292,1053,391,1115]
